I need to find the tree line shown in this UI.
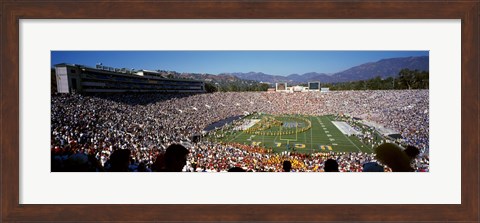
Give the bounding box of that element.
[322,69,429,91]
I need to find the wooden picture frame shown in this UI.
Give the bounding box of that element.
[1,1,478,222]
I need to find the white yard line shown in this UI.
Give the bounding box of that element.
[228,130,245,142]
[315,116,331,146]
[310,117,313,151]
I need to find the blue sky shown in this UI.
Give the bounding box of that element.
[51,51,428,76]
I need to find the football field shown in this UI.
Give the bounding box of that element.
[212,115,375,154]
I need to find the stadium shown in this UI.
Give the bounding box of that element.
[51,63,429,173]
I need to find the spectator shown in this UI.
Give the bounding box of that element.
[324,159,339,172]
[375,143,413,172]
[362,162,384,172]
[282,160,292,172]
[228,167,246,172]
[108,149,131,172]
[163,144,189,172]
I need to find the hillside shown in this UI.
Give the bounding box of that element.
[228,56,429,84]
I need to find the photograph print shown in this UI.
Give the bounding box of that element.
[51,51,429,172]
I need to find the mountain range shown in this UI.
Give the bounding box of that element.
[223,56,429,84]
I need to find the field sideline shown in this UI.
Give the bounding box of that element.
[211,115,375,154]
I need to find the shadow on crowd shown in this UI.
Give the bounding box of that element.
[80,93,194,106]
[52,143,420,172]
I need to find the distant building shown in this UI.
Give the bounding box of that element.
[135,69,168,78]
[276,83,288,92]
[267,88,276,93]
[54,63,205,94]
[292,85,306,92]
[274,83,319,92]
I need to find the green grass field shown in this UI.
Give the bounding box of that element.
[209,114,376,154]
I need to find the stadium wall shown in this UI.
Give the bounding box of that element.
[54,63,205,94]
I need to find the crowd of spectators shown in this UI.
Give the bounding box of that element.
[185,142,377,172]
[51,90,429,172]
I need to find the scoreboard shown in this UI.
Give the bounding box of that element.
[308,82,320,91]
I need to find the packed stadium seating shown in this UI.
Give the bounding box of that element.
[51,90,429,172]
